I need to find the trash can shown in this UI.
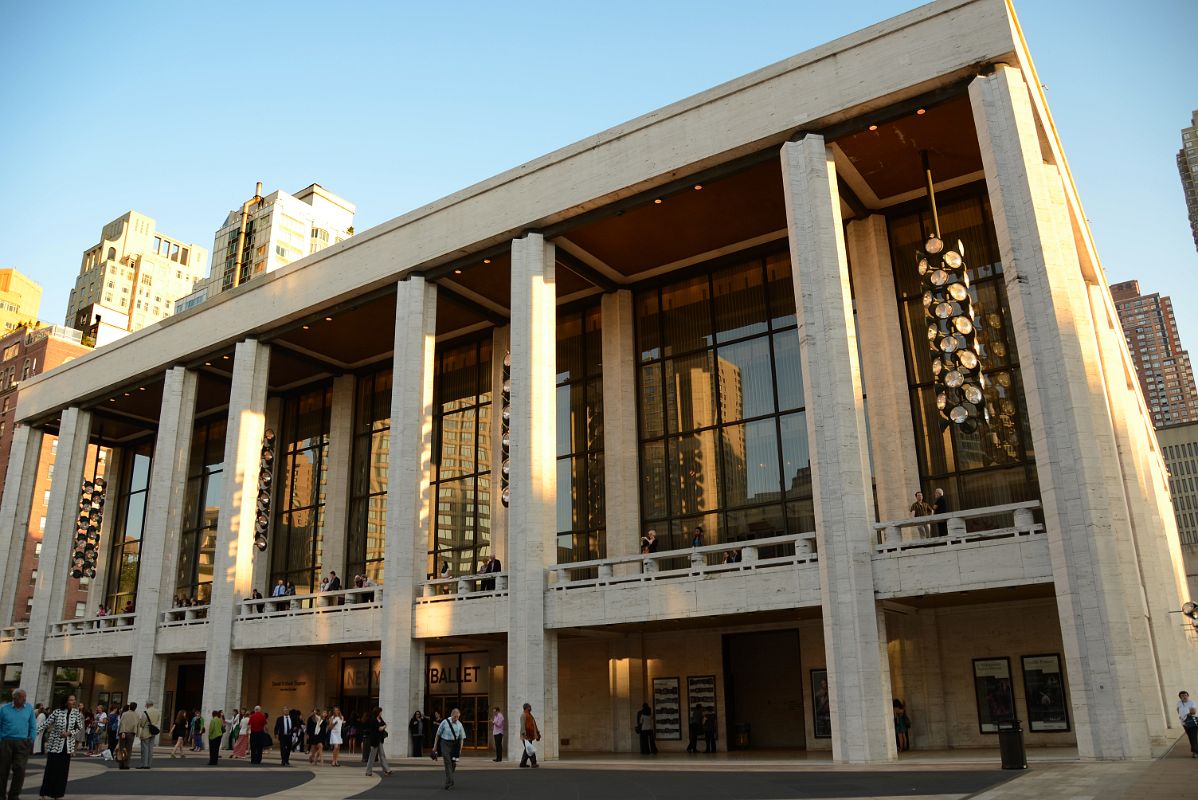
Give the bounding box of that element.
[733,723,751,749]
[996,719,1027,770]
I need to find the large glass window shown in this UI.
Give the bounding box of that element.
[348,368,391,584]
[270,383,332,591]
[556,304,604,563]
[888,189,1038,511]
[105,440,153,612]
[174,416,225,603]
[430,338,492,578]
[636,251,813,549]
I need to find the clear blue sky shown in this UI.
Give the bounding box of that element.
[2,0,1196,344]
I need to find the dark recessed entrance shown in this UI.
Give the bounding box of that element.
[722,630,805,750]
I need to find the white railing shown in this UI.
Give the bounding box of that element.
[416,571,509,603]
[549,533,818,590]
[873,500,1043,552]
[48,613,136,637]
[0,624,29,642]
[160,605,211,627]
[236,586,382,618]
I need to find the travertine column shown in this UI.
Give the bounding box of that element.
[22,407,92,703]
[203,340,270,713]
[506,232,559,760]
[0,424,43,625]
[780,135,895,764]
[845,216,922,521]
[321,375,356,581]
[378,276,437,724]
[601,290,641,558]
[970,65,1157,758]
[129,367,198,707]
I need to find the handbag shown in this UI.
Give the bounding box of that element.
[144,711,161,737]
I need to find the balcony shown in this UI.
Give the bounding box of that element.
[0,624,28,665]
[44,613,136,661]
[232,586,382,649]
[871,501,1051,597]
[156,605,211,653]
[413,572,509,638]
[545,533,821,629]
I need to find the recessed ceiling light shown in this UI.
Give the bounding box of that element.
[916,108,927,115]
[654,198,663,204]
[693,184,702,191]
[123,392,130,397]
[453,269,462,275]
[868,124,878,131]
[302,325,310,330]
[204,362,212,367]
[138,387,145,391]
[483,258,491,265]
[324,316,333,322]
[222,355,230,360]
[108,398,116,403]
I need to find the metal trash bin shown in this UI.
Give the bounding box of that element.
[996,719,1027,769]
[733,723,750,748]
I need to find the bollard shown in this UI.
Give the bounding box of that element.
[1013,507,1034,531]
[947,517,966,537]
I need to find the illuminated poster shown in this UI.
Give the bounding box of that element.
[1021,654,1069,732]
[972,657,1015,734]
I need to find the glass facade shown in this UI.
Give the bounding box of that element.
[556,304,604,563]
[636,251,813,549]
[430,338,492,578]
[105,440,152,612]
[174,415,225,603]
[348,368,391,583]
[270,383,332,591]
[888,189,1039,511]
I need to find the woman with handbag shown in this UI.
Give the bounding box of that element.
[37,695,84,800]
[362,707,393,777]
[433,708,466,790]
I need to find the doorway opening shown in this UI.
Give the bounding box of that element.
[722,630,805,750]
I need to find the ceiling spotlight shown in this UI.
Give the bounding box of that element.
[204,362,212,367]
[654,198,663,204]
[222,355,230,360]
[483,258,492,265]
[868,124,878,131]
[138,386,145,391]
[324,316,333,322]
[453,269,462,275]
[108,398,116,403]
[916,108,927,115]
[123,392,130,397]
[693,184,703,191]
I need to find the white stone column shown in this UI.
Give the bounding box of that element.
[128,367,198,707]
[601,290,641,559]
[22,407,92,703]
[970,65,1158,759]
[321,374,356,581]
[845,216,922,522]
[378,277,437,723]
[0,424,43,626]
[203,340,270,713]
[780,135,895,764]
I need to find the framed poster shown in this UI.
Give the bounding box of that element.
[972,657,1015,734]
[1021,654,1070,732]
[97,691,109,708]
[686,675,717,739]
[811,669,831,739]
[652,677,682,740]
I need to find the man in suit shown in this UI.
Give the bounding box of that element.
[274,707,294,765]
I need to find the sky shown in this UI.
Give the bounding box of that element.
[1,0,1196,344]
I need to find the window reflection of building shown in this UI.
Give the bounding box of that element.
[348,368,391,583]
[430,338,492,578]
[175,416,225,603]
[556,305,604,563]
[270,384,332,591]
[636,252,812,549]
[105,442,148,611]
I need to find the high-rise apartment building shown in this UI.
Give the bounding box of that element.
[0,269,42,334]
[1110,279,1198,427]
[64,211,208,346]
[175,183,354,313]
[1178,110,1198,253]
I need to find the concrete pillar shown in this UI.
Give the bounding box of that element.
[601,290,640,558]
[0,425,43,626]
[506,232,559,760]
[321,374,356,581]
[845,216,922,522]
[128,367,198,707]
[203,340,270,714]
[490,326,510,567]
[22,407,92,703]
[970,65,1158,758]
[780,135,895,764]
[378,276,437,723]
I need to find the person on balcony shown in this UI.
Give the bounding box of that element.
[480,555,501,591]
[640,530,658,554]
[932,488,948,537]
[909,492,934,539]
[96,604,108,617]
[691,526,704,548]
[328,571,342,605]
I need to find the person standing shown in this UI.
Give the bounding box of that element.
[32,705,45,755]
[190,709,204,751]
[893,699,911,752]
[636,703,656,755]
[232,709,251,760]
[691,526,704,548]
[36,694,82,800]
[408,711,424,758]
[932,487,948,537]
[362,707,393,777]
[702,706,717,753]
[247,705,268,764]
[0,689,35,800]
[434,708,466,790]
[117,703,140,770]
[274,706,294,766]
[225,709,241,753]
[518,703,541,768]
[207,710,225,766]
[909,491,934,539]
[686,703,703,753]
[491,707,504,762]
[137,700,161,769]
[1178,690,1198,758]
[327,707,344,766]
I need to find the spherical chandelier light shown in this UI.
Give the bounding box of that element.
[500,350,512,508]
[253,430,276,551]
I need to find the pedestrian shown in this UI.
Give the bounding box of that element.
[0,688,35,800]
[636,702,657,755]
[32,704,46,755]
[491,707,504,762]
[518,703,541,768]
[117,702,140,770]
[170,710,189,758]
[909,491,934,539]
[36,694,82,800]
[893,699,911,752]
[362,707,393,777]
[274,706,295,766]
[932,487,948,537]
[190,708,204,751]
[307,709,325,765]
[137,700,161,769]
[247,705,268,764]
[434,707,466,790]
[409,711,424,757]
[232,709,251,759]
[225,708,241,753]
[93,704,107,755]
[82,708,96,755]
[207,710,225,766]
[328,707,344,767]
[106,703,119,753]
[686,703,703,753]
[702,706,717,753]
[1179,690,1198,758]
[344,714,358,755]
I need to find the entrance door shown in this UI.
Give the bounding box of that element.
[428,695,490,750]
[722,630,805,750]
[174,664,204,720]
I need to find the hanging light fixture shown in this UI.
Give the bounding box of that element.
[253,429,276,550]
[70,475,107,580]
[500,351,511,507]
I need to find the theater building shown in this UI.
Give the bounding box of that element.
[0,0,1191,763]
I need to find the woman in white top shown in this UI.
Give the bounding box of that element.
[33,705,47,754]
[327,706,344,767]
[1179,690,1198,757]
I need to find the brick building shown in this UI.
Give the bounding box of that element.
[1110,280,1198,427]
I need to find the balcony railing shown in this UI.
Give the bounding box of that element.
[0,624,29,642]
[236,586,382,619]
[48,613,136,637]
[160,604,211,627]
[873,500,1043,552]
[416,571,509,603]
[549,533,818,590]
